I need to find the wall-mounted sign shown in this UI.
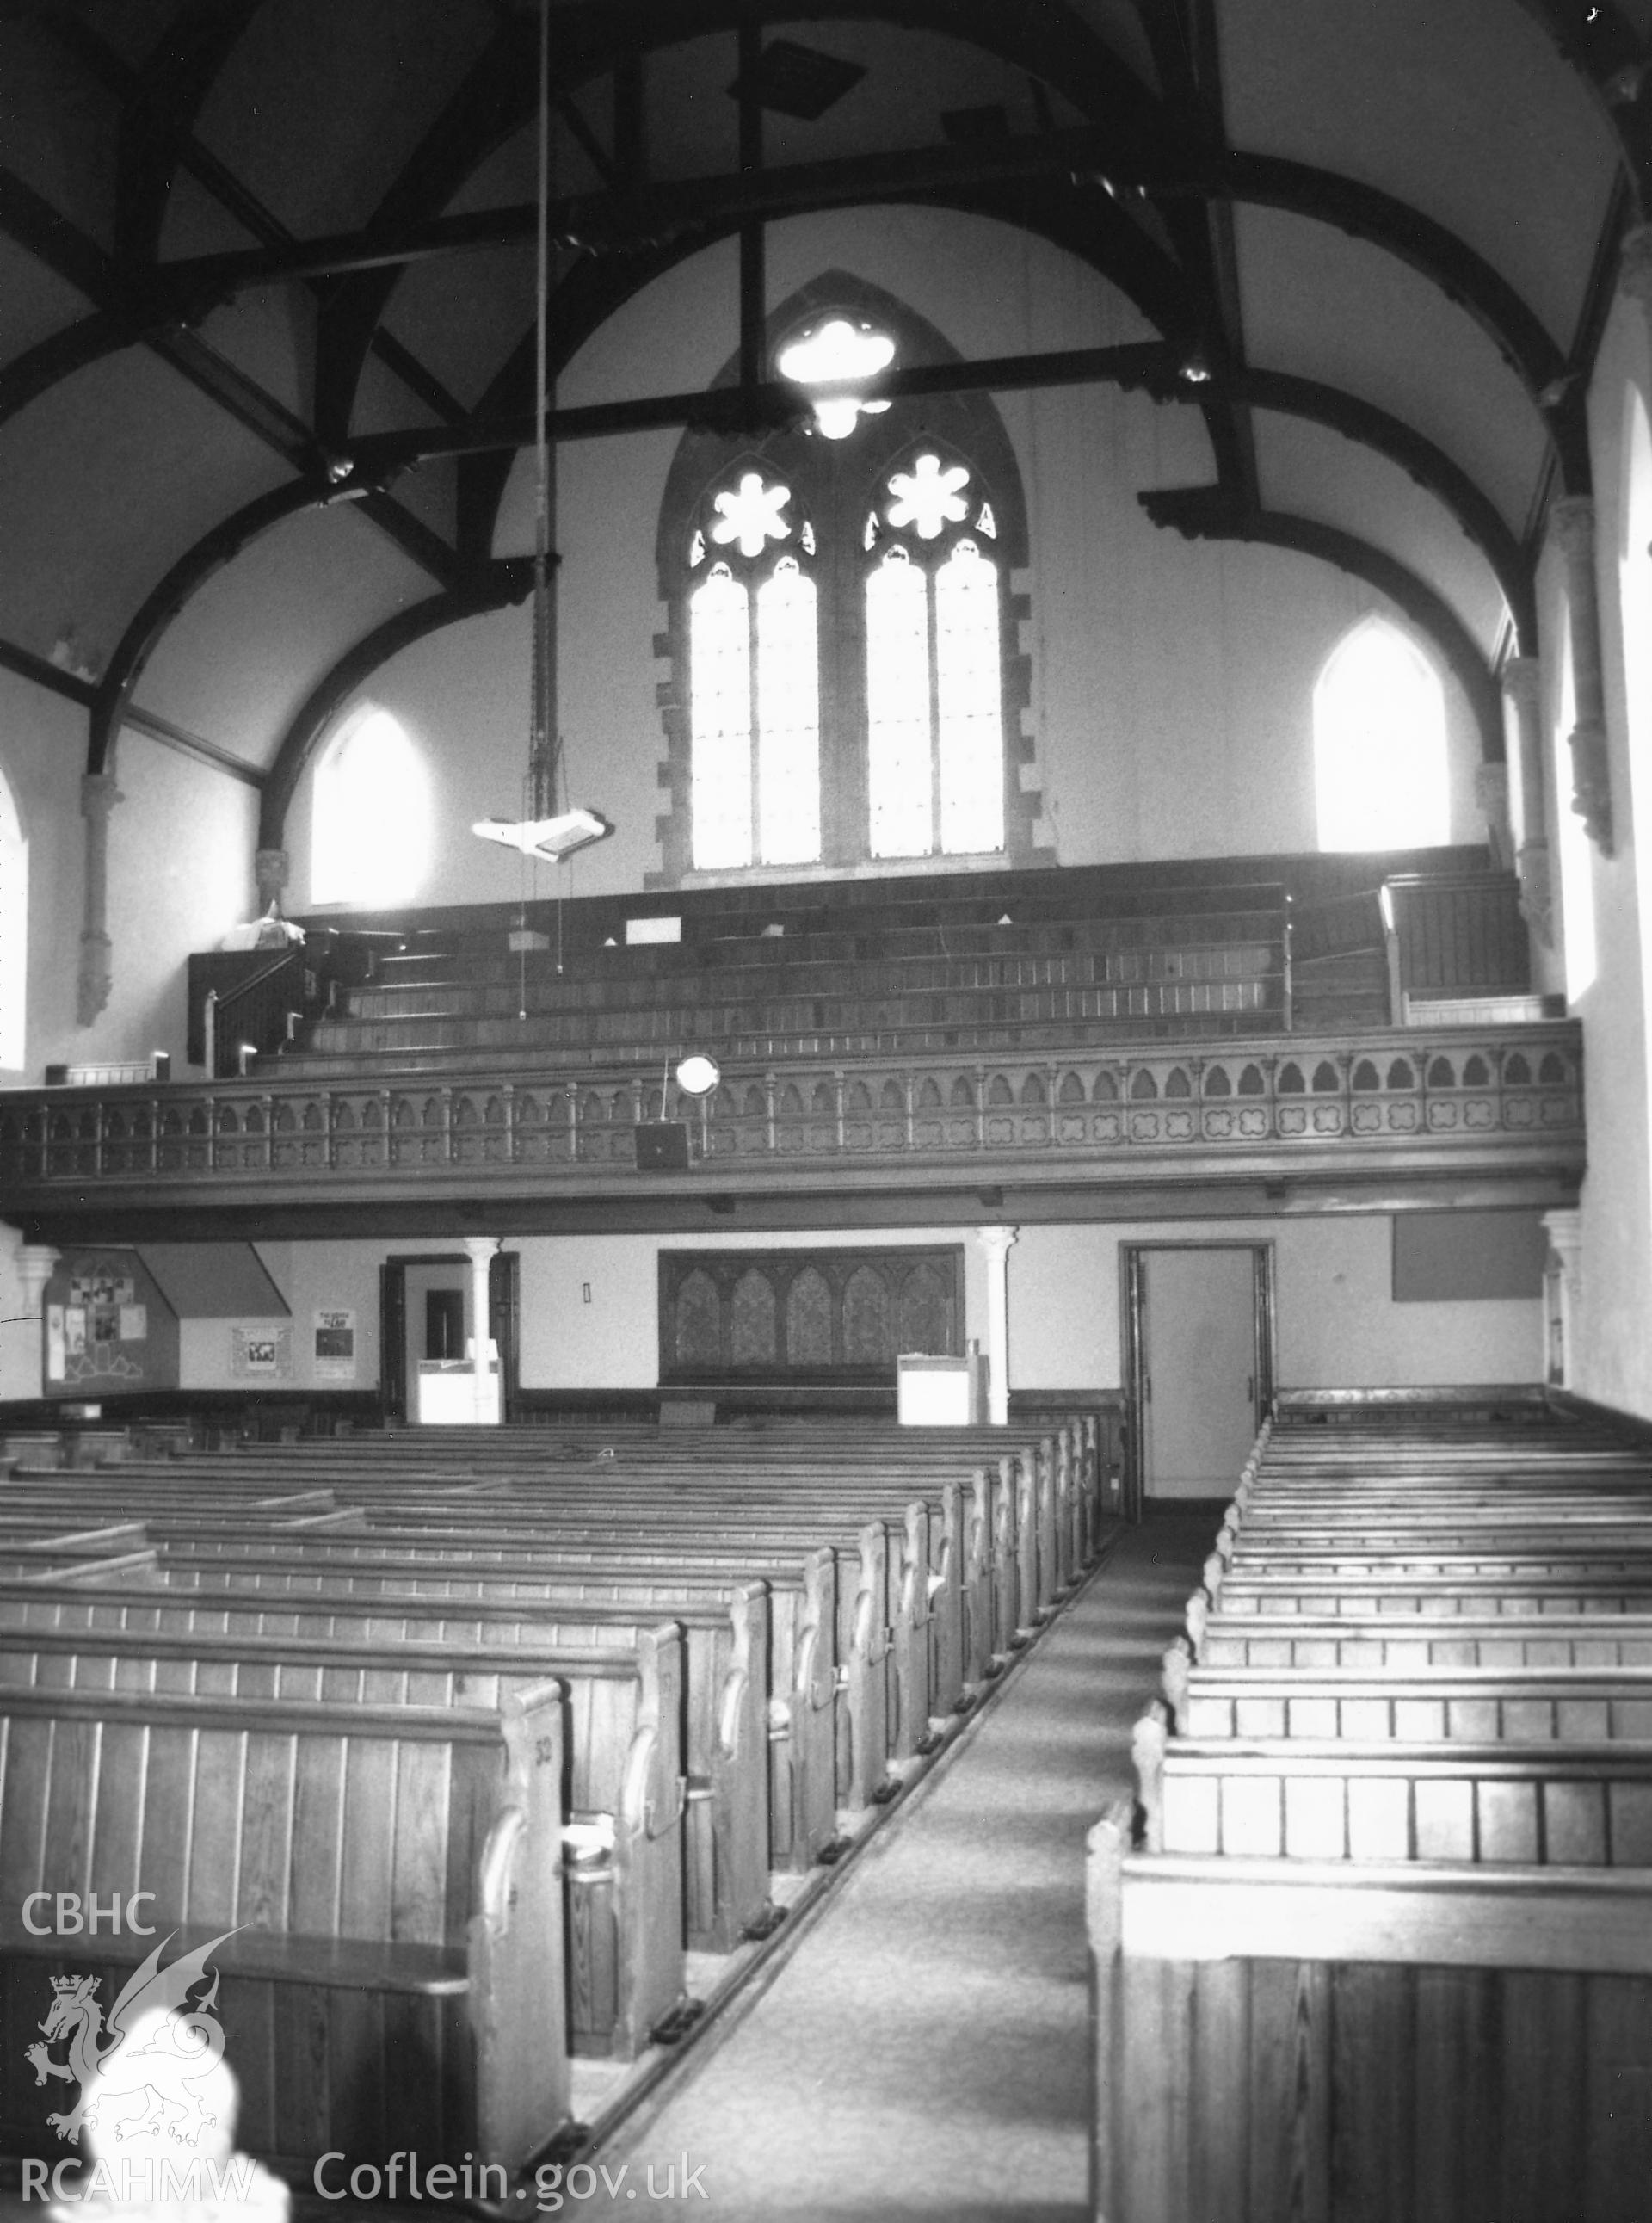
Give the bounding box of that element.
[231,1327,293,1379]
[314,1309,356,1382]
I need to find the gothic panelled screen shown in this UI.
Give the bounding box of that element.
[658,1246,965,1386]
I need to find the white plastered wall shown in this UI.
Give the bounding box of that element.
[1551,290,1652,1418]
[169,1220,1541,1400]
[280,206,1490,908]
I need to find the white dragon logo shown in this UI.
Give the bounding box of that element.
[25,1930,237,2151]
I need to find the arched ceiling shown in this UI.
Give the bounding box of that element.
[0,0,1639,824]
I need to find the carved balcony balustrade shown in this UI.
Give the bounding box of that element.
[0,1023,1583,1225]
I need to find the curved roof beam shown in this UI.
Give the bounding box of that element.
[114,0,262,269]
[455,196,1527,608]
[1227,369,1533,648]
[0,309,151,435]
[0,163,464,594]
[1224,155,1569,392]
[89,479,325,776]
[456,177,1219,560]
[1142,488,1502,760]
[259,559,535,850]
[312,0,1178,448]
[1127,0,1258,503]
[1227,153,1589,497]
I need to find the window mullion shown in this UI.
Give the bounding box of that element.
[748,570,762,864]
[927,554,942,856]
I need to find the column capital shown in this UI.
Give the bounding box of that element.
[78,771,123,824]
[1501,654,1543,709]
[255,849,290,909]
[1549,495,1596,564]
[462,1234,502,1270]
[1544,1207,1583,1287]
[1474,762,1512,866]
[15,1245,59,1312]
[1569,719,1614,855]
[1517,837,1555,948]
[974,1224,1020,1258]
[1620,222,1652,311]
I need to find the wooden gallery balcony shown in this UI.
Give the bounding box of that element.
[0,1025,1585,1243]
[0,861,1584,1241]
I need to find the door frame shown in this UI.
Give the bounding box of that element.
[379,1250,521,1423]
[1119,1240,1277,1522]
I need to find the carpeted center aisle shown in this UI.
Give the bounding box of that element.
[565,1513,1212,2223]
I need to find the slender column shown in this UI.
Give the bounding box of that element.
[463,1234,501,1423]
[1474,761,1513,870]
[77,773,123,1026]
[16,1244,59,1318]
[1550,497,1613,855]
[976,1224,1018,1427]
[1542,1207,1583,1390]
[15,1244,59,1396]
[1620,222,1652,361]
[1503,656,1554,946]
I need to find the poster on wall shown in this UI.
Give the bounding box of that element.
[42,1250,177,1400]
[314,1309,356,1383]
[231,1328,293,1379]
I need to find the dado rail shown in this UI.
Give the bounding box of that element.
[0,1022,1583,1226]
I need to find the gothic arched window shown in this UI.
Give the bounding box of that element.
[865,447,1005,858]
[656,277,1036,884]
[311,704,430,906]
[687,469,822,868]
[1314,618,1451,852]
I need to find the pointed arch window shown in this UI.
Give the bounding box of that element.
[1314,619,1450,851]
[659,281,1035,884]
[0,763,26,1071]
[311,706,430,905]
[687,472,821,869]
[866,451,1006,858]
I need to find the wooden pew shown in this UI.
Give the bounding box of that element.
[0,1569,771,1959]
[119,1413,1088,1619]
[1193,1610,1652,1670]
[1199,1564,1652,1618]
[151,1542,842,1874]
[1135,1707,1652,1865]
[0,1679,567,2176]
[113,1444,1036,1677]
[1093,1395,1652,2218]
[1088,1800,1652,2223]
[0,1616,685,2059]
[1164,1659,1652,1743]
[158,1516,913,1816]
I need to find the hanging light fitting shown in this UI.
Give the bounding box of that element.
[472,0,613,867]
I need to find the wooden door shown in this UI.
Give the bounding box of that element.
[1142,1248,1260,1500]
